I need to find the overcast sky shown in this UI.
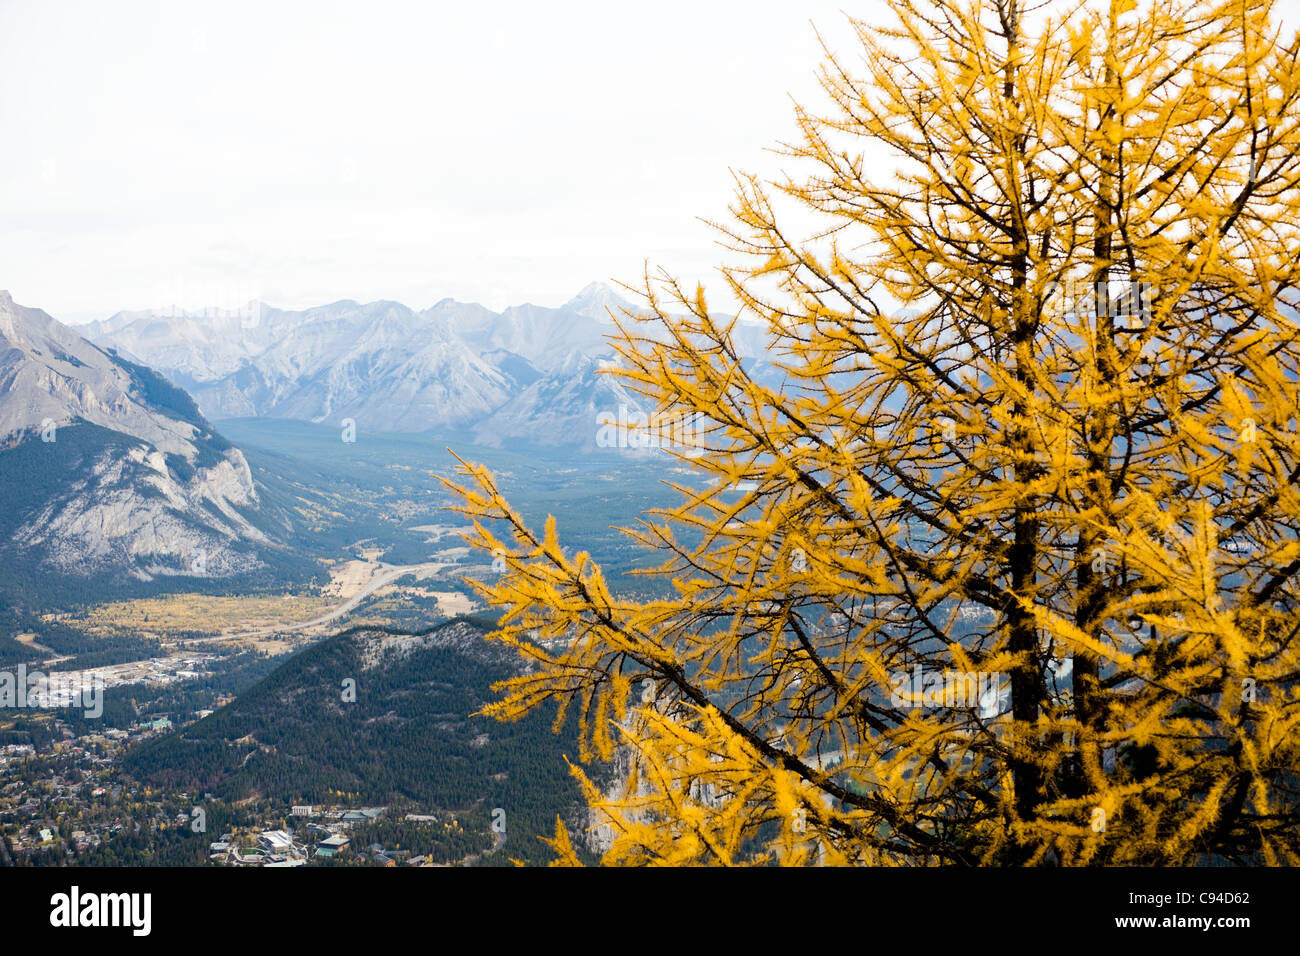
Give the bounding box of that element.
[0,0,875,322]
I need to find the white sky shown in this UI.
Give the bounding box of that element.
[0,0,877,322]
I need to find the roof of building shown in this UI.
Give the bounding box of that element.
[260,829,294,848]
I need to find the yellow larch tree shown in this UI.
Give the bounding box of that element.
[446,0,1300,865]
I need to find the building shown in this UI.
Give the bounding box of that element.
[315,834,350,859]
[259,829,294,853]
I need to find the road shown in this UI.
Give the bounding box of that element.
[217,560,454,642]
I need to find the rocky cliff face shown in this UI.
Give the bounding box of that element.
[354,619,518,671]
[0,290,274,580]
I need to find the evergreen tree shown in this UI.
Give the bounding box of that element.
[448,0,1300,865]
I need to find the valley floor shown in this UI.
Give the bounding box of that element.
[32,535,487,696]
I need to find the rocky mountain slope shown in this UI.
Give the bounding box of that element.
[0,290,285,582]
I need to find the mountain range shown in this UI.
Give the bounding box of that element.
[0,282,775,586]
[83,282,776,448]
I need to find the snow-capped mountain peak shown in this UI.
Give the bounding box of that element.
[562,281,636,322]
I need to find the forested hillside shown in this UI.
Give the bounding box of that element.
[121,617,601,865]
